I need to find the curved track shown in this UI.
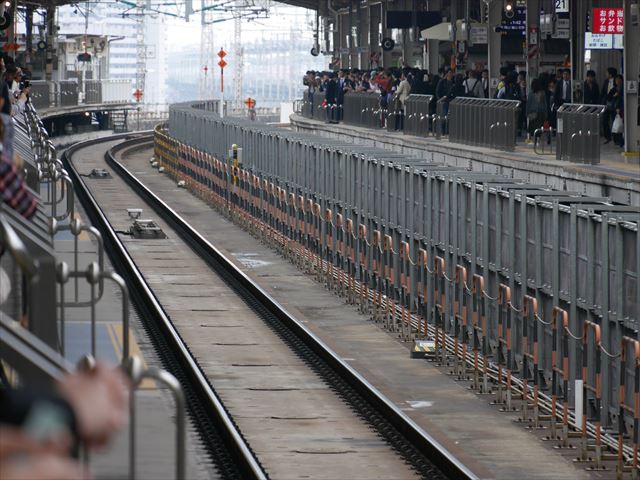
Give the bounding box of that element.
[64,134,476,480]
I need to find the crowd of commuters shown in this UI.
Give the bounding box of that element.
[304,63,625,147]
[1,52,129,479]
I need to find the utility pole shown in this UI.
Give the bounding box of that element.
[199,0,216,100]
[232,2,244,110]
[135,0,146,100]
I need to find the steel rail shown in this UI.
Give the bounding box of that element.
[62,134,267,480]
[104,136,477,480]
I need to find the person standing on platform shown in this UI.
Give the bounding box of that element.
[436,69,453,115]
[583,70,600,105]
[463,70,484,98]
[526,78,547,144]
[324,72,338,124]
[601,67,618,143]
[610,74,625,147]
[392,69,411,131]
[481,69,489,98]
[546,78,558,130]
[555,68,572,108]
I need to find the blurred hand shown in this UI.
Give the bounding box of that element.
[57,363,129,448]
[0,425,71,459]
[0,454,89,480]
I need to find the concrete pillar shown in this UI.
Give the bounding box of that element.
[450,0,458,71]
[349,3,357,69]
[526,0,541,85]
[25,7,33,69]
[353,1,366,70]
[381,1,392,68]
[335,12,341,69]
[370,3,381,69]
[570,0,589,101]
[339,12,349,69]
[45,6,56,83]
[426,40,440,73]
[488,0,503,95]
[359,2,370,69]
[624,0,639,156]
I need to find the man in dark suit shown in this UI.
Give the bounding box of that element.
[481,69,489,98]
[583,70,600,104]
[324,72,339,123]
[555,69,572,107]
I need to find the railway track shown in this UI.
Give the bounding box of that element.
[64,134,476,480]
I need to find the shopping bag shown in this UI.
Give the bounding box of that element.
[612,114,624,134]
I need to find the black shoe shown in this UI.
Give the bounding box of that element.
[604,139,611,144]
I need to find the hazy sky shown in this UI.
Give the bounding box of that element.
[164,3,316,52]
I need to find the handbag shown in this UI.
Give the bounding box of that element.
[611,113,624,134]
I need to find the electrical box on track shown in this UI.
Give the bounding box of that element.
[410,339,436,359]
[89,168,112,179]
[130,219,167,239]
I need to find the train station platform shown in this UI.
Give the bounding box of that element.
[120,143,608,480]
[15,150,214,479]
[290,114,640,206]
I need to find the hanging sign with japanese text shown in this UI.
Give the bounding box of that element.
[593,8,624,34]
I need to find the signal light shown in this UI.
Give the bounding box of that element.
[504,1,515,19]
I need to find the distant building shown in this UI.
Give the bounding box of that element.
[56,3,168,105]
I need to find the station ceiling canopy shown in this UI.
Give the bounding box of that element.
[270,0,322,9]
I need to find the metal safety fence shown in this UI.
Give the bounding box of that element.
[163,101,639,477]
[556,104,605,164]
[300,90,327,121]
[85,79,132,105]
[342,92,382,129]
[403,95,433,137]
[27,80,132,110]
[29,80,51,110]
[57,80,79,107]
[448,98,521,151]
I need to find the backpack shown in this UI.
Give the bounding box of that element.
[465,79,480,98]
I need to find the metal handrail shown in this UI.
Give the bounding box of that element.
[0,214,38,277]
[533,127,555,155]
[125,356,186,480]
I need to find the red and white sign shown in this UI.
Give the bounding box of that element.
[593,8,624,34]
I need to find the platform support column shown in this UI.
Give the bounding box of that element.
[381,1,391,68]
[25,7,33,69]
[570,0,588,101]
[624,0,640,156]
[369,2,381,69]
[358,1,369,69]
[487,0,502,97]
[339,12,349,69]
[526,0,540,86]
[45,5,55,83]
